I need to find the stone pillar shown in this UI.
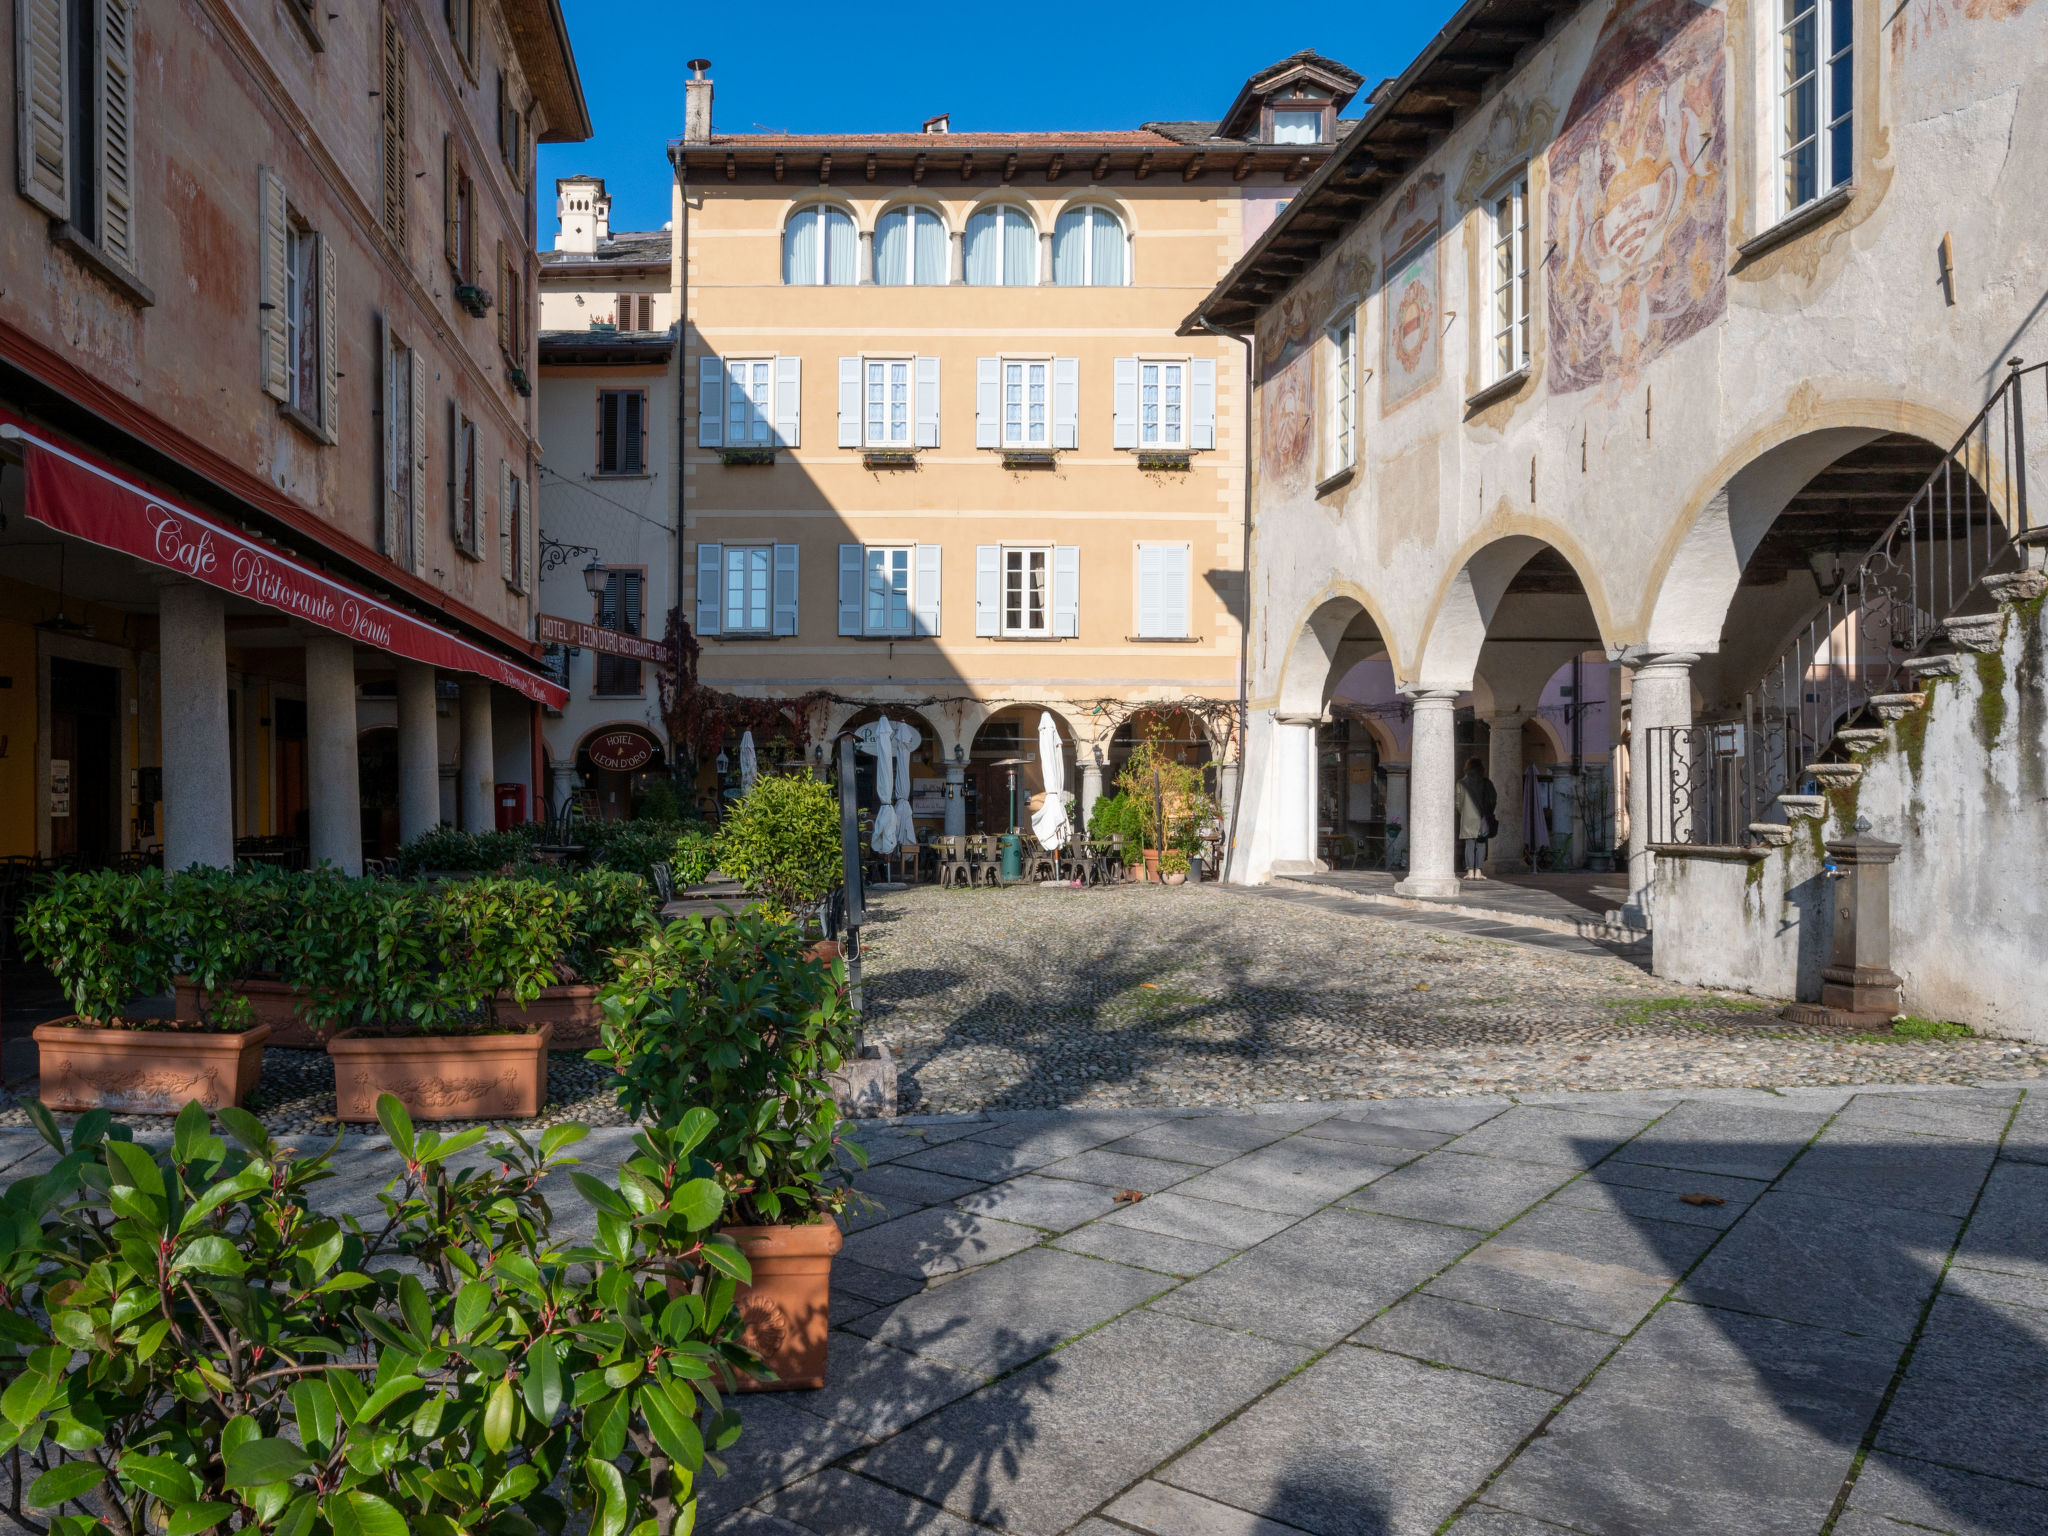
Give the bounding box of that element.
[395,661,441,844]
[1038,229,1054,285]
[858,230,876,285]
[1482,710,1528,875]
[949,229,965,284]
[458,681,495,832]
[304,635,363,876]
[157,580,234,871]
[1395,690,1461,898]
[1623,652,1698,926]
[1079,757,1103,836]
[944,762,967,837]
[1269,713,1321,875]
[1816,834,1904,1021]
[547,761,579,821]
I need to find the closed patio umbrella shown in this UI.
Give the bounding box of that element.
[859,718,900,854]
[738,730,758,797]
[891,719,918,855]
[1030,711,1071,851]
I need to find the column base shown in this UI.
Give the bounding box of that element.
[1394,875,1463,899]
[1271,859,1328,876]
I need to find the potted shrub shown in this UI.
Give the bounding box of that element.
[501,868,657,1048]
[715,773,842,956]
[0,1093,758,1536]
[18,869,272,1113]
[166,865,324,1046]
[1159,849,1191,886]
[1116,732,1216,885]
[594,912,865,1392]
[321,876,576,1122]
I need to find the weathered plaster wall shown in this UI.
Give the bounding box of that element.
[1652,837,1830,1002]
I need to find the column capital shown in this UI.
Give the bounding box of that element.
[1272,712,1328,727]
[1614,647,1701,673]
[1398,687,1462,708]
[1478,706,1532,726]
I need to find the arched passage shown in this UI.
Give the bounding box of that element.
[968,705,1074,835]
[836,704,947,836]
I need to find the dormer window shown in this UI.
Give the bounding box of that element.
[1272,110,1324,145]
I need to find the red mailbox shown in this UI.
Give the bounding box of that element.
[495,783,527,831]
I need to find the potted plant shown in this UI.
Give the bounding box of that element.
[0,1093,758,1536]
[715,772,844,956]
[165,865,327,1046]
[1159,849,1191,886]
[19,869,272,1113]
[1116,732,1216,886]
[500,868,657,1048]
[594,911,865,1392]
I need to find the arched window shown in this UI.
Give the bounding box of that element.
[875,206,947,285]
[964,206,1037,286]
[783,205,856,285]
[1053,205,1127,286]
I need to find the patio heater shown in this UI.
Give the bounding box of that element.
[991,757,1030,834]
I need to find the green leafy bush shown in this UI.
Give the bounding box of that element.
[579,818,693,885]
[635,778,683,822]
[1158,849,1190,878]
[1086,792,1143,845]
[670,828,721,887]
[1115,734,1215,855]
[532,868,656,982]
[0,1093,755,1536]
[714,775,841,918]
[16,870,175,1027]
[393,825,539,879]
[154,865,291,1028]
[594,913,863,1226]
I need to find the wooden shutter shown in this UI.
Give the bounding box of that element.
[1191,357,1217,450]
[695,542,721,635]
[1052,546,1080,638]
[1162,543,1189,638]
[837,545,862,635]
[376,314,395,556]
[517,475,530,591]
[258,169,290,402]
[596,390,619,473]
[773,544,800,635]
[696,355,723,447]
[442,135,459,272]
[914,355,940,448]
[837,357,861,447]
[380,14,407,244]
[16,0,68,218]
[409,348,427,574]
[1112,358,1138,448]
[914,545,941,637]
[625,389,646,473]
[975,545,1000,636]
[975,357,999,448]
[1137,544,1163,639]
[774,354,802,448]
[447,400,461,538]
[316,234,338,440]
[96,0,135,269]
[1053,357,1079,450]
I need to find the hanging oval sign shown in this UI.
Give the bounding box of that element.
[587,730,655,773]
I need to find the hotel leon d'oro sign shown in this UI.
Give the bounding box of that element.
[587,731,656,773]
[538,613,674,666]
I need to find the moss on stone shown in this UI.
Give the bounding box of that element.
[1975,650,2008,747]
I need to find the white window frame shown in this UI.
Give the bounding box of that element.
[1778,0,1853,217]
[1052,204,1128,287]
[863,355,915,448]
[1488,175,1530,381]
[782,203,856,286]
[722,543,774,636]
[999,356,1052,449]
[724,356,774,446]
[862,544,917,637]
[1000,544,1051,638]
[1271,109,1323,145]
[873,204,947,285]
[964,204,1037,287]
[1138,358,1188,450]
[1324,318,1356,476]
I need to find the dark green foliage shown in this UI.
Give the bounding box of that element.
[712,776,842,917]
[393,825,541,879]
[15,870,175,1027]
[1086,793,1143,844]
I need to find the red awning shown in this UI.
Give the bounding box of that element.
[10,424,568,708]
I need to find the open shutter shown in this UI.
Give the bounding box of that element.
[446,401,460,539]
[1053,357,1079,449]
[696,542,721,635]
[1191,357,1217,450]
[773,543,800,635]
[837,357,861,447]
[914,544,941,637]
[258,169,290,402]
[975,545,1000,636]
[1052,546,1080,638]
[915,355,941,448]
[498,460,512,582]
[774,354,802,447]
[96,0,135,269]
[516,475,530,591]
[376,313,393,554]
[442,134,459,272]
[316,234,338,441]
[837,544,863,635]
[16,0,69,219]
[696,354,723,447]
[409,348,428,575]
[975,357,999,448]
[1112,358,1138,449]
[380,14,407,243]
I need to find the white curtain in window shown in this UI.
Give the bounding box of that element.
[877,207,946,285]
[874,209,908,285]
[1052,211,1087,285]
[968,208,1034,286]
[1002,208,1035,286]
[911,208,946,285]
[783,207,818,285]
[964,210,999,285]
[824,208,855,284]
[1091,209,1125,286]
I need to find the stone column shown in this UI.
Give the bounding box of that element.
[304,635,363,876]
[1395,690,1461,898]
[1268,713,1322,874]
[944,762,967,837]
[1482,709,1528,875]
[949,229,966,284]
[1079,756,1104,835]
[395,661,441,844]
[458,681,495,832]
[858,229,875,285]
[1623,651,1699,926]
[157,580,234,871]
[548,761,579,820]
[1817,834,1904,1021]
[1038,230,1054,285]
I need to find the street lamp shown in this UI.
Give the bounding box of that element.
[581,556,610,602]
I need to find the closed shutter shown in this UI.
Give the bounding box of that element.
[621,570,643,635]
[316,234,338,441]
[597,389,619,473]
[498,461,511,582]
[696,354,723,447]
[1112,358,1138,449]
[409,349,427,574]
[624,389,645,473]
[515,474,530,591]
[380,14,407,244]
[1053,357,1079,450]
[838,544,863,635]
[773,543,800,635]
[96,0,135,269]
[695,542,721,635]
[1051,545,1080,638]
[975,357,999,448]
[914,544,941,637]
[376,314,390,554]
[975,545,1000,636]
[442,134,459,272]
[258,169,290,402]
[837,357,861,447]
[1136,544,1163,639]
[16,0,68,219]
[1191,357,1217,450]
[1139,544,1188,638]
[774,354,802,447]
[914,355,941,448]
[496,239,510,353]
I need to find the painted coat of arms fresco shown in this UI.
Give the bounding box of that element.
[1380,177,1443,412]
[1259,287,1317,492]
[1546,0,1727,398]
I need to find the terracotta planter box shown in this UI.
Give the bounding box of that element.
[1136,848,1161,883]
[174,978,328,1049]
[329,1024,553,1123]
[34,1019,270,1114]
[722,1221,843,1392]
[497,985,603,1051]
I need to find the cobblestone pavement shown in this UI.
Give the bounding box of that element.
[858,884,2048,1114]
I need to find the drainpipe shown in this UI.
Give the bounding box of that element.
[1195,313,1253,883]
[670,148,690,792]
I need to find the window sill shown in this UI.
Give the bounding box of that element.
[994,633,1067,642]
[862,449,921,469]
[1315,464,1356,498]
[1125,634,1201,643]
[593,471,655,481]
[278,402,333,446]
[1464,367,1530,413]
[590,692,647,701]
[720,448,777,466]
[997,449,1060,468]
[50,224,154,307]
[706,631,782,640]
[1134,450,1193,471]
[453,542,485,564]
[1736,186,1853,262]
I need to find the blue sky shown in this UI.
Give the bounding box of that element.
[537,0,1466,235]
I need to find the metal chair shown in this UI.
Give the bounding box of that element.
[936,836,973,888]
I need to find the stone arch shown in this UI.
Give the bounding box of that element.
[1274,586,1398,716]
[1410,532,1615,692]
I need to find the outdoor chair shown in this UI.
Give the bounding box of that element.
[1024,838,1062,883]
[964,834,1001,886]
[936,836,974,888]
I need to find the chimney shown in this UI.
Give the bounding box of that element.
[553,174,609,254]
[922,112,950,135]
[684,58,713,144]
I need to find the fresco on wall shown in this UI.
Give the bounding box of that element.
[1259,290,1317,492]
[1380,177,1442,413]
[1546,0,1726,399]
